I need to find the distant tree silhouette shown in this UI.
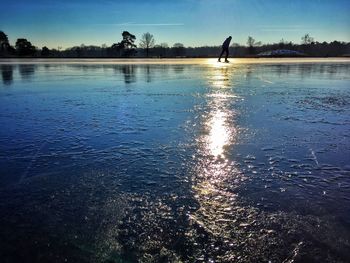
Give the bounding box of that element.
[110,31,137,57]
[121,31,136,49]
[153,42,168,57]
[279,39,287,49]
[247,36,261,55]
[301,34,314,45]
[15,38,36,56]
[160,43,169,57]
[122,31,137,57]
[0,31,10,55]
[0,31,8,42]
[41,46,51,57]
[1,30,349,58]
[301,34,315,54]
[109,43,121,57]
[172,43,185,57]
[139,32,155,57]
[76,46,83,57]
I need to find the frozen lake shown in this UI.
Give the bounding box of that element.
[0,59,350,262]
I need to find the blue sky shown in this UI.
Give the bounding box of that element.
[1,0,349,48]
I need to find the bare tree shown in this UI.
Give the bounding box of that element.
[139,32,155,57]
[301,34,314,45]
[247,36,261,54]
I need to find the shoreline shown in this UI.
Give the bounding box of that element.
[1,57,350,65]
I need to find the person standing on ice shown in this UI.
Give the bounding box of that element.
[218,36,232,63]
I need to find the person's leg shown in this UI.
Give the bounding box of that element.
[218,48,225,61]
[225,48,229,61]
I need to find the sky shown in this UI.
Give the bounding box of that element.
[1,0,349,49]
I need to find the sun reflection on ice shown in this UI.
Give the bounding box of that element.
[206,58,238,66]
[207,108,230,158]
[188,64,245,241]
[205,66,237,158]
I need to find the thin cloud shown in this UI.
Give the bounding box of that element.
[113,22,185,26]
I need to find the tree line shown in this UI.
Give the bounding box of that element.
[1,30,349,58]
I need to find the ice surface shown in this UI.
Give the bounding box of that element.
[0,59,350,262]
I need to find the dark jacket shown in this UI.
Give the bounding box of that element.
[222,38,231,49]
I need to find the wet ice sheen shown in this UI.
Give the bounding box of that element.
[0,60,350,262]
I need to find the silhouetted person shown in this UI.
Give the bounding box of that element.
[218,36,232,63]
